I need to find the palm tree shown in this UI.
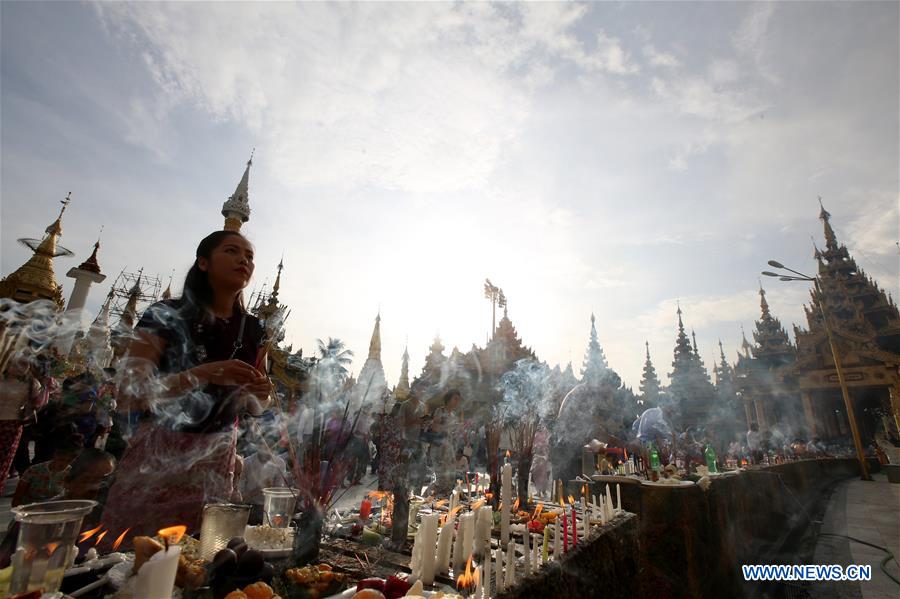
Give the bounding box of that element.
[316,337,354,384]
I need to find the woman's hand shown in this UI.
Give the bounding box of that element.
[191,360,265,387]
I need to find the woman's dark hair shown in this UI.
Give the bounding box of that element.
[65,449,115,483]
[443,389,461,405]
[181,230,249,316]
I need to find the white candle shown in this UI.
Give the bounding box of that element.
[436,512,456,575]
[531,535,539,572]
[582,507,589,542]
[617,483,622,514]
[134,544,180,599]
[462,512,475,560]
[474,506,492,557]
[504,540,516,587]
[606,484,614,517]
[553,518,561,560]
[592,495,599,522]
[501,463,512,545]
[522,531,530,574]
[483,547,493,599]
[410,524,423,580]
[420,513,440,586]
[496,545,505,592]
[449,489,459,515]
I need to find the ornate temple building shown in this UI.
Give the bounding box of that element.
[792,203,900,440]
[733,286,803,435]
[0,195,74,309]
[736,203,900,442]
[666,306,718,431]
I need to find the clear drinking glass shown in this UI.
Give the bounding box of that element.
[198,503,251,560]
[262,488,298,528]
[9,500,97,595]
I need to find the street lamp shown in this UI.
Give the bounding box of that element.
[762,261,872,480]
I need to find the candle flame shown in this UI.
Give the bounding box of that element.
[456,554,475,590]
[506,450,511,458]
[449,505,463,519]
[513,498,520,512]
[79,525,103,543]
[624,447,629,460]
[532,503,544,520]
[485,492,493,500]
[112,528,132,551]
[94,530,108,546]
[434,499,448,508]
[471,499,485,511]
[158,525,187,545]
[568,495,575,505]
[45,542,60,556]
[367,490,389,500]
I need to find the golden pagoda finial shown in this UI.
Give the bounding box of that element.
[0,194,75,309]
[367,310,382,362]
[222,151,254,231]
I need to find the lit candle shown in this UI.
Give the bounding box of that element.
[562,509,569,554]
[501,463,512,545]
[436,512,456,575]
[450,488,459,515]
[461,512,475,563]
[592,495,599,523]
[133,544,180,599]
[504,540,516,587]
[542,527,550,563]
[453,513,474,573]
[474,564,483,598]
[420,513,440,586]
[606,484,614,516]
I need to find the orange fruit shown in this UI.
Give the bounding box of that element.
[224,592,248,599]
[244,582,274,599]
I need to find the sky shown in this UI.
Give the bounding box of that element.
[1,1,898,390]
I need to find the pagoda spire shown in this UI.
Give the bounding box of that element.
[66,226,107,312]
[581,313,610,383]
[818,196,839,252]
[270,256,284,304]
[691,329,700,358]
[222,150,253,231]
[367,311,382,362]
[639,340,661,406]
[397,345,410,395]
[759,283,772,319]
[0,193,74,309]
[161,270,174,300]
[119,271,142,330]
[740,325,752,358]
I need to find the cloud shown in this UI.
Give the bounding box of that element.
[643,44,681,68]
[732,2,779,83]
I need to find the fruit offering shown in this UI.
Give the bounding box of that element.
[353,575,412,599]
[209,537,275,598]
[283,563,347,598]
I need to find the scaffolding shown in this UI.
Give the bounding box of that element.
[107,268,162,324]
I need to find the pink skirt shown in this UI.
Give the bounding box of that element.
[99,422,236,549]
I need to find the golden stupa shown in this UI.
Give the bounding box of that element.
[0,194,75,309]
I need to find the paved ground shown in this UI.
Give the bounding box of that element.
[809,471,900,599]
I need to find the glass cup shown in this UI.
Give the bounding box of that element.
[10,500,98,595]
[262,488,298,528]
[199,503,251,560]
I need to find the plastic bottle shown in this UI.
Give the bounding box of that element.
[704,444,718,474]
